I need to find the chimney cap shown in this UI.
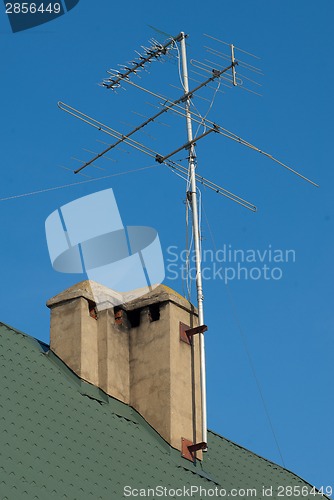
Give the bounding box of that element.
[47,280,197,314]
[46,280,103,308]
[125,284,197,314]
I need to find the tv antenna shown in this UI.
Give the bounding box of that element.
[57,31,318,454]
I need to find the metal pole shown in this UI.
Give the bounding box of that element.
[180,32,207,447]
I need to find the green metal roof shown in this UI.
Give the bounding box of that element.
[0,322,328,500]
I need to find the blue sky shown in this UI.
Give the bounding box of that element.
[0,0,333,493]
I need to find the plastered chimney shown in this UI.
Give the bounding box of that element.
[47,281,203,455]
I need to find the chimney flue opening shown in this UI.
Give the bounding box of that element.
[148,303,160,322]
[88,300,98,320]
[127,308,141,328]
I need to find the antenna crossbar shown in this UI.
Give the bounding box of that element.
[146,100,318,186]
[155,127,217,164]
[164,105,318,186]
[112,79,317,187]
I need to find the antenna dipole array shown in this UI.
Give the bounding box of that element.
[58,100,257,211]
[72,57,234,175]
[101,33,183,90]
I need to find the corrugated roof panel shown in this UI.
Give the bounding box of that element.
[0,322,328,500]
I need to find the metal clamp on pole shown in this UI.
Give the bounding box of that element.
[181,438,207,462]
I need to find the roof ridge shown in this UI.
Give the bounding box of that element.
[208,429,330,497]
[0,320,49,351]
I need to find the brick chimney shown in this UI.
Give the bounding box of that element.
[47,281,203,455]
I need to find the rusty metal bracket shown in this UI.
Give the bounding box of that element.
[181,438,207,462]
[179,322,208,345]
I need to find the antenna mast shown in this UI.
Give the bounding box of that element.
[180,32,207,448]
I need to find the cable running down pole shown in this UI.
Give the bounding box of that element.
[180,32,208,449]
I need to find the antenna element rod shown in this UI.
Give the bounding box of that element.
[180,32,208,449]
[231,44,237,86]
